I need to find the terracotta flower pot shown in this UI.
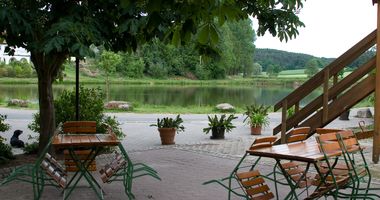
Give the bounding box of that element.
[158,128,176,145]
[210,127,225,139]
[250,126,262,135]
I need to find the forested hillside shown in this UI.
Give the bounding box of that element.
[254,48,333,71]
[255,47,376,72]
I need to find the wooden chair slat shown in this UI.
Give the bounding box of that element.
[280,161,300,169]
[320,142,341,152]
[241,177,265,187]
[250,143,273,150]
[342,138,359,147]
[63,127,97,134]
[236,170,260,180]
[316,128,344,135]
[289,127,310,136]
[318,132,338,142]
[66,165,97,172]
[287,135,308,143]
[63,121,97,128]
[252,192,274,200]
[253,136,277,144]
[337,130,354,139]
[287,168,305,176]
[246,185,270,196]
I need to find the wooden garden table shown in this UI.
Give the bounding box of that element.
[52,133,120,200]
[246,140,341,199]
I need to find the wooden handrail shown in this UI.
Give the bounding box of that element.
[273,56,376,135]
[274,29,376,111]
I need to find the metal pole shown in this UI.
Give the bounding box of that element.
[75,57,80,121]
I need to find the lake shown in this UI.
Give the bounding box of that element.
[0,84,320,107]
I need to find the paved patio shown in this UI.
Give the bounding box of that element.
[0,107,380,199]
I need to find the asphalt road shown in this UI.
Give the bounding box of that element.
[0,107,374,154]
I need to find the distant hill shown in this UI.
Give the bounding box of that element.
[254,48,334,71]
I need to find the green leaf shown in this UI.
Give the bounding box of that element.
[171,28,181,47]
[197,24,210,45]
[209,24,219,45]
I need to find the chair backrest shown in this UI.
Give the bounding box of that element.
[337,130,359,150]
[316,128,344,135]
[316,132,342,154]
[250,136,277,150]
[286,127,310,143]
[63,121,97,134]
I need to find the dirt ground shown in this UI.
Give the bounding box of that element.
[0,153,38,169]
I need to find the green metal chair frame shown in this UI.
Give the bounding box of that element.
[336,130,380,199]
[99,143,161,199]
[202,136,283,200]
[0,126,64,200]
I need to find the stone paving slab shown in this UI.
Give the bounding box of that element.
[0,148,290,200]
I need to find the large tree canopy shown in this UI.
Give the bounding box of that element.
[0,0,305,152]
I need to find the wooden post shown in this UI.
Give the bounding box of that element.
[333,74,338,101]
[322,69,329,123]
[281,100,287,144]
[373,1,380,163]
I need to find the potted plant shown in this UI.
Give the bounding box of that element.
[244,104,270,135]
[203,114,237,139]
[245,113,269,135]
[150,114,185,145]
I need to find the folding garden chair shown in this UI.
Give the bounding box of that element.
[98,143,161,199]
[306,132,351,199]
[62,121,98,172]
[273,127,316,197]
[203,136,278,199]
[336,130,380,199]
[1,125,67,200]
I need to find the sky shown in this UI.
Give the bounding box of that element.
[253,0,377,58]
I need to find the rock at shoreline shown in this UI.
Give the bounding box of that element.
[215,103,235,112]
[356,108,373,118]
[104,101,133,111]
[8,99,29,107]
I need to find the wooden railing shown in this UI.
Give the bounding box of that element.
[273,29,377,143]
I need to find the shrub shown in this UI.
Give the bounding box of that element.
[0,142,14,164]
[28,87,124,139]
[0,114,13,164]
[23,134,39,155]
[118,53,144,78]
[0,114,10,132]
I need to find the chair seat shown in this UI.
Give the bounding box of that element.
[41,153,67,188]
[99,152,126,183]
[236,170,274,200]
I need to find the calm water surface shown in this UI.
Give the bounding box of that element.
[0,84,320,107]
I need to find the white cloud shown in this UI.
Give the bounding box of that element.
[253,0,377,58]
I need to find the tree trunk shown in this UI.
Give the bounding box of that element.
[31,52,67,154]
[37,74,55,154]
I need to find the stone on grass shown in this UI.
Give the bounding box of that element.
[8,99,28,107]
[104,101,133,111]
[215,103,235,112]
[356,108,373,118]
